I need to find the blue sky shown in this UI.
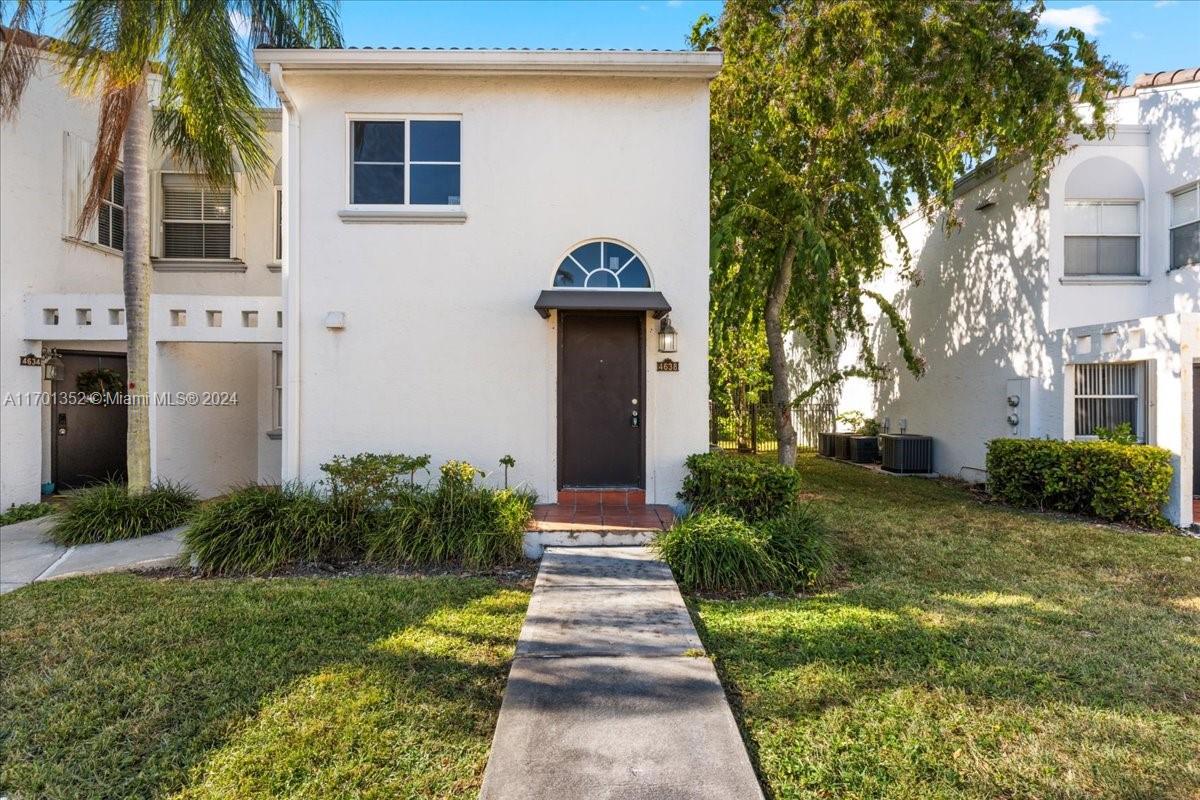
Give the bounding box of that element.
[36,1,1198,79]
[334,0,1197,78]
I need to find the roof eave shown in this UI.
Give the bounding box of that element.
[252,48,723,79]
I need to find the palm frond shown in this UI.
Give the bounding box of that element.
[153,0,270,187]
[0,0,46,120]
[76,74,137,239]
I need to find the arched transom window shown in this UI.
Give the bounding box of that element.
[553,240,651,289]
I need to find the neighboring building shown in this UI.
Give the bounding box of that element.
[832,68,1200,527]
[254,48,720,504]
[1,34,283,508]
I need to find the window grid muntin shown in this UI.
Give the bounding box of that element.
[554,241,651,289]
[1169,183,1199,270]
[1064,200,1140,276]
[162,176,232,260]
[98,168,124,251]
[350,118,461,206]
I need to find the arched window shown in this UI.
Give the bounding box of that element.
[553,240,651,289]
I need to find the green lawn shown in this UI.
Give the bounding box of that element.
[693,453,1200,799]
[1,574,528,800]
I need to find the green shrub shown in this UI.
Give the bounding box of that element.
[760,505,833,590]
[0,502,55,526]
[319,452,431,530]
[184,483,347,574]
[986,438,1173,528]
[365,465,534,569]
[653,512,777,593]
[51,481,197,546]
[678,452,801,521]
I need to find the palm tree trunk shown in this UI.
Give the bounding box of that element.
[766,239,798,466]
[123,74,152,494]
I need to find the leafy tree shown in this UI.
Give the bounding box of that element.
[696,0,1121,464]
[1,0,341,492]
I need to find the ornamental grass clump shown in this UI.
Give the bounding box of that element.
[653,512,777,593]
[365,461,535,568]
[183,482,346,574]
[51,481,197,546]
[759,505,833,591]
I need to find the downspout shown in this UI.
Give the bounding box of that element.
[270,63,302,482]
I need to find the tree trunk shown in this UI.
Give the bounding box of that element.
[123,75,152,494]
[766,240,798,466]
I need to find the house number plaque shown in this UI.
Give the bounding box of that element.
[656,358,679,373]
[19,353,41,367]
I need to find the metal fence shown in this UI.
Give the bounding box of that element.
[710,402,836,454]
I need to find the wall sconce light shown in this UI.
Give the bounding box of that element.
[42,349,64,381]
[898,417,908,434]
[657,315,677,353]
[324,311,347,330]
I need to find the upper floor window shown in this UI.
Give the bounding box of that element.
[1064,201,1139,276]
[553,240,651,289]
[97,169,124,251]
[162,175,231,259]
[1170,183,1199,270]
[350,119,461,206]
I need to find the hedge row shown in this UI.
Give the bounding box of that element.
[677,451,802,521]
[986,438,1172,528]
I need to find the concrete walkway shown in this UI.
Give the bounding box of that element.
[0,517,185,594]
[480,546,764,800]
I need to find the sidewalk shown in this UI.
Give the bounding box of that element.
[0,517,185,594]
[480,546,764,800]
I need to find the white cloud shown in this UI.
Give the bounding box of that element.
[667,0,685,6]
[229,10,252,38]
[1131,30,1146,40]
[1153,1,1178,8]
[1039,4,1109,35]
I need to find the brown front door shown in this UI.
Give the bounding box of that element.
[559,312,644,488]
[52,352,128,490]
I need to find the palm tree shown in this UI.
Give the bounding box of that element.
[1,0,340,493]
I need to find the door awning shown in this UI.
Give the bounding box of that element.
[534,289,671,319]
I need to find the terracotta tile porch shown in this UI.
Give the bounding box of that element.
[528,490,675,532]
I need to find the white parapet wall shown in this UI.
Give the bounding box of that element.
[24,294,283,344]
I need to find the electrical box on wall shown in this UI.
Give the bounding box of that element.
[1005,377,1032,438]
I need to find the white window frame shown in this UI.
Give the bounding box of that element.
[97,167,125,253]
[271,349,283,430]
[159,171,236,261]
[345,114,462,209]
[1169,181,1199,271]
[273,186,283,263]
[1063,199,1143,278]
[1072,361,1148,442]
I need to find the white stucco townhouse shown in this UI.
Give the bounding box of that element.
[253,47,721,506]
[1,31,284,509]
[833,68,1200,527]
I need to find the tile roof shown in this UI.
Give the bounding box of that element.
[1109,66,1200,97]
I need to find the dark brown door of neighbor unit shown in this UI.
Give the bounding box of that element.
[52,352,128,490]
[559,312,644,488]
